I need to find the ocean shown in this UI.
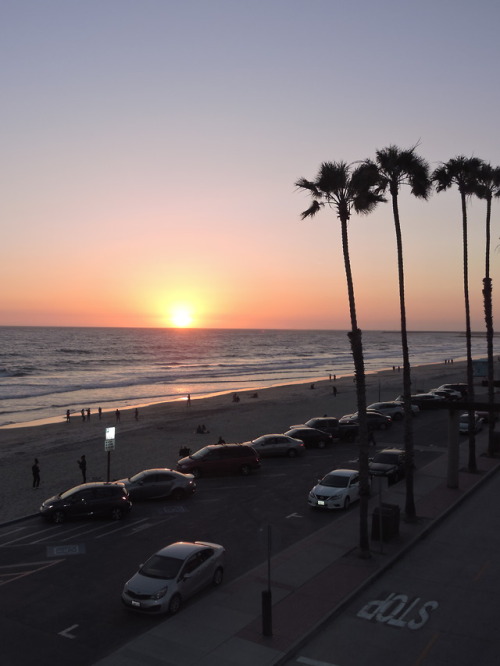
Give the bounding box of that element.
[0,327,494,428]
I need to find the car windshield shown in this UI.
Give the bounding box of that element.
[373,453,398,464]
[320,474,350,488]
[140,554,184,579]
[60,488,78,500]
[190,448,210,460]
[129,472,145,483]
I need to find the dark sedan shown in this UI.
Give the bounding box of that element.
[117,469,196,501]
[285,427,333,449]
[339,411,392,431]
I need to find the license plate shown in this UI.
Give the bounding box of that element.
[131,600,141,607]
[318,500,325,506]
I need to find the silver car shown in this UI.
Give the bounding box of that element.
[122,541,225,614]
[308,469,360,510]
[247,434,305,458]
[117,468,195,501]
[367,402,405,420]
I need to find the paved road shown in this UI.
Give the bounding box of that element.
[283,460,500,666]
[0,410,450,666]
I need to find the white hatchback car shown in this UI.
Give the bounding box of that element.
[308,469,360,510]
[122,541,225,614]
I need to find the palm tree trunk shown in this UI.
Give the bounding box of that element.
[340,217,370,558]
[391,193,416,520]
[484,196,496,457]
[461,190,476,472]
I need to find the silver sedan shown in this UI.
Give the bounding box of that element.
[117,468,195,501]
[247,434,305,458]
[122,541,225,614]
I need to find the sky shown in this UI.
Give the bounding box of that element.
[1,0,500,331]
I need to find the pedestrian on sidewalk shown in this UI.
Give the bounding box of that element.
[32,458,40,488]
[78,455,87,483]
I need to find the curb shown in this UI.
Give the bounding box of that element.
[274,458,500,665]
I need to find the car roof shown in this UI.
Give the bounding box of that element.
[325,468,358,477]
[67,481,125,492]
[156,541,221,558]
[135,468,176,474]
[377,448,405,454]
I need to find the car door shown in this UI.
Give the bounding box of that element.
[68,488,96,518]
[348,474,360,502]
[178,551,210,599]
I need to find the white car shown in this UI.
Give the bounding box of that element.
[393,398,420,416]
[430,388,462,400]
[122,541,225,614]
[459,412,484,434]
[308,469,360,510]
[247,434,305,458]
[367,402,405,420]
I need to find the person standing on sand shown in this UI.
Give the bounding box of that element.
[86,408,91,420]
[78,455,87,483]
[66,409,71,422]
[115,409,120,422]
[134,408,139,421]
[81,409,86,421]
[32,458,40,488]
[98,407,102,419]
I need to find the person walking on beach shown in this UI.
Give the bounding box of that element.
[332,385,338,397]
[32,458,40,488]
[66,409,71,422]
[86,408,91,420]
[78,455,87,483]
[187,393,191,407]
[98,407,102,419]
[81,409,86,421]
[115,409,120,422]
[134,408,139,421]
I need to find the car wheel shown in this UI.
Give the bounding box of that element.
[212,567,224,586]
[168,593,182,615]
[287,449,298,458]
[344,497,350,510]
[191,468,201,479]
[110,507,124,520]
[240,464,251,476]
[53,510,65,524]
[171,488,185,501]
[317,440,326,449]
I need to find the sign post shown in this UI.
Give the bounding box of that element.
[105,427,116,482]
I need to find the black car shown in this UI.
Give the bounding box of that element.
[304,416,358,442]
[285,427,333,449]
[339,411,392,431]
[40,482,132,523]
[369,448,406,483]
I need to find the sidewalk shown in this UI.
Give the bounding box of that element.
[90,448,500,666]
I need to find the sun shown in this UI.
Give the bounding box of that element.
[170,306,194,328]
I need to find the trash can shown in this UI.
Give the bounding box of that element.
[371,503,400,541]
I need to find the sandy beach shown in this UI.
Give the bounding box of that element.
[0,360,480,523]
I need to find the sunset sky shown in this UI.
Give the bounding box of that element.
[1,1,499,331]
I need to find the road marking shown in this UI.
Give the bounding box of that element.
[473,560,490,581]
[297,657,340,666]
[59,624,79,639]
[286,512,303,519]
[0,559,63,586]
[414,632,440,665]
[47,544,85,557]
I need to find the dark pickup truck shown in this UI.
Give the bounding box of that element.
[304,417,358,442]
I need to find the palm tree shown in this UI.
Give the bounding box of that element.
[370,145,431,522]
[295,161,385,557]
[474,162,500,456]
[432,156,483,472]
